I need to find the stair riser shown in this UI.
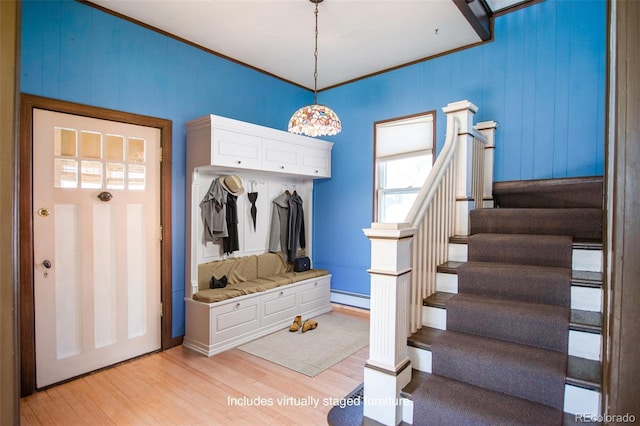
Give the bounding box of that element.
[435,272,603,313]
[407,346,602,417]
[448,244,603,273]
[422,306,602,361]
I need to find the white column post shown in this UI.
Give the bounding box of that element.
[362,222,416,426]
[442,100,479,236]
[187,168,200,298]
[476,120,498,208]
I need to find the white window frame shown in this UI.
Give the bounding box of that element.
[374,111,435,223]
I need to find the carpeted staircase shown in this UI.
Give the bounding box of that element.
[404,176,603,425]
[326,177,603,426]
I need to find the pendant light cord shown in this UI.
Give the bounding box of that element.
[313,0,319,105]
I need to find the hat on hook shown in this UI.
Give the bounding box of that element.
[220,175,244,195]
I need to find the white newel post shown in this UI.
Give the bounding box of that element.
[362,223,416,425]
[443,100,479,236]
[476,120,498,208]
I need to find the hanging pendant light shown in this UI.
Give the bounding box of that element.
[288,0,342,137]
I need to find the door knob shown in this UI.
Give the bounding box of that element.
[97,191,113,202]
[43,260,52,269]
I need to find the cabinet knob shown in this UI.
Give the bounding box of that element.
[237,160,242,164]
[315,170,319,173]
[280,166,285,169]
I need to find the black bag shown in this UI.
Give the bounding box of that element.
[210,275,228,289]
[293,256,311,272]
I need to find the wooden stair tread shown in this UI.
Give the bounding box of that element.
[423,291,602,333]
[407,326,602,391]
[436,261,603,288]
[449,234,603,250]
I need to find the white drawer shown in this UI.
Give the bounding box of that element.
[261,286,299,326]
[212,298,260,342]
[299,276,331,312]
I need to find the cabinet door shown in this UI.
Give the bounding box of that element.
[262,138,299,174]
[212,298,261,341]
[261,286,299,326]
[212,129,262,170]
[299,276,331,312]
[299,145,331,178]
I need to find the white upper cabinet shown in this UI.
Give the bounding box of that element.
[186,114,333,178]
[262,138,299,174]
[212,128,262,170]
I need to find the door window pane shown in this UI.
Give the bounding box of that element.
[128,138,146,163]
[81,131,102,159]
[105,135,124,161]
[81,161,103,189]
[54,128,77,157]
[128,164,146,190]
[54,159,78,188]
[106,163,125,190]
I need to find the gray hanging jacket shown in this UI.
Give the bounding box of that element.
[268,192,290,261]
[200,177,227,242]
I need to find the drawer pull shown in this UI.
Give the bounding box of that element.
[235,303,240,308]
[280,291,284,296]
[280,165,285,169]
[237,160,242,164]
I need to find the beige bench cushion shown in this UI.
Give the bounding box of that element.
[285,269,329,282]
[192,287,244,303]
[193,253,328,303]
[227,255,258,284]
[231,278,281,295]
[198,257,239,291]
[257,252,289,276]
[198,255,259,291]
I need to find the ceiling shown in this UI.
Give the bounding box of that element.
[88,0,527,91]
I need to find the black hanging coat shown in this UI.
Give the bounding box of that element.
[287,191,305,263]
[223,193,239,254]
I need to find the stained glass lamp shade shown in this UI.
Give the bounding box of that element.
[288,104,342,137]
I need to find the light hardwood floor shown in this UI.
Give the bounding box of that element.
[20,308,368,425]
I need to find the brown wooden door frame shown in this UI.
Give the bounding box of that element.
[19,94,178,396]
[605,0,640,418]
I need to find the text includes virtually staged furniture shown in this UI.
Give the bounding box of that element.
[183,115,333,356]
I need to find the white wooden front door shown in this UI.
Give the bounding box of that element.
[32,109,161,388]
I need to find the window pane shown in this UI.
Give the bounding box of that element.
[54,159,78,188]
[106,163,125,190]
[128,164,145,190]
[381,154,431,189]
[81,131,102,159]
[54,128,77,157]
[128,138,145,163]
[379,191,419,223]
[81,161,103,189]
[105,135,124,161]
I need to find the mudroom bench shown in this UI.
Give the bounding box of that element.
[183,253,332,357]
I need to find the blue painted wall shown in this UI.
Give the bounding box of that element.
[21,0,606,332]
[20,0,313,337]
[313,0,606,296]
